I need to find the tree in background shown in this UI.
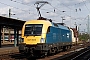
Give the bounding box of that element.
[79,33,90,41]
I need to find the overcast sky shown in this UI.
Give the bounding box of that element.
[0,0,90,33]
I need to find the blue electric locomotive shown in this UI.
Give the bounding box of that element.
[19,17,72,56]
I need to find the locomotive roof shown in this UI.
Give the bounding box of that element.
[51,22,69,30]
[37,17,69,30]
[26,18,69,30]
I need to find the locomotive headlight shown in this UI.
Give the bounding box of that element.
[40,38,45,43]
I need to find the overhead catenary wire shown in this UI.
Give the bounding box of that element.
[10,0,34,8]
[0,0,88,23]
[0,1,36,15]
[40,3,75,23]
[10,0,83,21]
[53,0,90,21]
[57,0,86,13]
[82,0,90,13]
[48,3,78,20]
[11,0,57,18]
[57,0,74,11]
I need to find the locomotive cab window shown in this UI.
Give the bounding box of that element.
[24,24,43,36]
[47,26,50,33]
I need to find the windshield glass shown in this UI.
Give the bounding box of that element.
[24,24,43,36]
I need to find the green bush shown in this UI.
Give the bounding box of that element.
[79,33,90,41]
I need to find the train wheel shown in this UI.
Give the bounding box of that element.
[41,52,48,58]
[68,45,72,49]
[47,50,52,56]
[55,47,58,53]
[63,46,66,51]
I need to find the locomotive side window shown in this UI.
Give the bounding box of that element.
[24,24,43,36]
[47,26,50,33]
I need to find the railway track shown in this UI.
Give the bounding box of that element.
[71,46,90,60]
[0,53,27,60]
[0,42,90,60]
[37,46,85,60]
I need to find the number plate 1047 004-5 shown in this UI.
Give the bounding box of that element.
[27,39,36,41]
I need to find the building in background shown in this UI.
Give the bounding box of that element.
[1,27,21,42]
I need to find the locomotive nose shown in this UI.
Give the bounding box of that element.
[24,36,42,44]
